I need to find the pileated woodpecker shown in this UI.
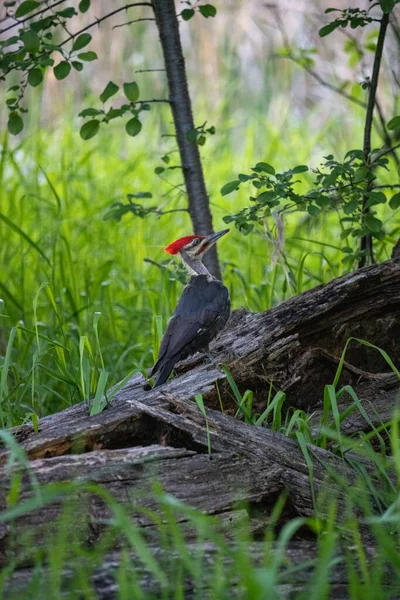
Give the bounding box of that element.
[147,229,230,388]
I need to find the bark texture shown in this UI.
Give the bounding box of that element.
[152,0,221,279]
[359,11,390,267]
[1,260,399,594]
[5,542,394,600]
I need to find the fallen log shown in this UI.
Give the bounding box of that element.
[0,260,399,592]
[309,373,400,439]
[2,260,399,462]
[0,371,394,565]
[5,541,395,600]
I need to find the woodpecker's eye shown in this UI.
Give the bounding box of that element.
[193,239,200,245]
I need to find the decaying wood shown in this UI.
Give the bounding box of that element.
[310,373,400,439]
[1,260,399,594]
[3,260,399,462]
[6,541,396,600]
[0,383,394,565]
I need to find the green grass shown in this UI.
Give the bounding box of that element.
[1,14,400,594]
[0,109,397,425]
[1,379,399,598]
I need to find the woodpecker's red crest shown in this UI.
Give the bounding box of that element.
[164,235,205,255]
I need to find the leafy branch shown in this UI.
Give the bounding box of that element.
[0,1,154,134]
[103,192,189,222]
[221,148,399,267]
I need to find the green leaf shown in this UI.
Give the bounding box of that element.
[389,193,400,210]
[343,198,359,214]
[39,56,54,67]
[256,191,275,203]
[366,191,386,206]
[27,68,43,87]
[181,8,195,20]
[79,0,90,12]
[221,180,240,196]
[100,81,119,103]
[380,0,394,14]
[315,195,330,207]
[154,167,165,175]
[307,204,320,216]
[80,120,100,140]
[77,51,97,61]
[21,30,40,53]
[255,162,275,175]
[54,61,71,80]
[238,173,251,182]
[387,116,400,131]
[79,108,102,117]
[57,7,76,18]
[123,82,139,102]
[199,4,217,18]
[319,21,339,37]
[15,0,39,17]
[105,108,124,120]
[345,148,364,160]
[72,33,92,52]
[290,165,309,174]
[186,129,198,142]
[127,192,152,199]
[7,112,23,135]
[365,214,382,232]
[125,118,142,137]
[72,60,83,71]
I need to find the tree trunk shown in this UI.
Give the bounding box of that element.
[359,11,389,268]
[152,0,221,279]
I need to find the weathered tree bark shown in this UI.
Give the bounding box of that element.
[1,260,399,593]
[152,0,221,279]
[5,541,393,600]
[309,374,399,440]
[3,260,398,464]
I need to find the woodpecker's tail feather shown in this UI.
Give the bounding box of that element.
[152,359,176,388]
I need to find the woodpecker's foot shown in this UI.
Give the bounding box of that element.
[143,381,152,391]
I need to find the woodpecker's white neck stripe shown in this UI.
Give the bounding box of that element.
[180,251,214,278]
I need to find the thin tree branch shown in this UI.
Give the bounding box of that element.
[136,69,166,73]
[280,54,367,109]
[138,99,170,104]
[271,6,391,146]
[373,184,400,190]
[59,3,153,48]
[371,142,400,163]
[359,12,390,269]
[0,0,68,35]
[373,98,400,166]
[157,208,189,214]
[113,17,155,29]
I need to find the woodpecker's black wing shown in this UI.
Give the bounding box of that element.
[150,275,230,386]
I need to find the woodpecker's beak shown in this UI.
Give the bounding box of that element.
[204,229,229,248]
